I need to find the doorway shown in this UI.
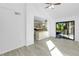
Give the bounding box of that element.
[34,16,49,41]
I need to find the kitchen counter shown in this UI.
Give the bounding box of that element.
[35,31,49,40]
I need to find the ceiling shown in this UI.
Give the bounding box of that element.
[27,3,79,19]
[49,3,79,18]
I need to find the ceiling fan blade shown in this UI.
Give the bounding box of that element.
[45,3,50,4]
[45,5,54,9]
[45,3,61,5]
[53,3,61,5]
[45,3,51,4]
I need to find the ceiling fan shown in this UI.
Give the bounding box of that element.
[45,3,61,9]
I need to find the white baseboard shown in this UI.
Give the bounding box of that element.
[25,41,34,47]
[0,44,25,55]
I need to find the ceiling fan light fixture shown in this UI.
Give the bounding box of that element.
[45,3,61,9]
[48,5,54,9]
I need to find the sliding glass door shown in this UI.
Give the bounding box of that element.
[56,21,75,40]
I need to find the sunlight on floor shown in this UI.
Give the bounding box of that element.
[46,40,63,56]
[46,40,55,50]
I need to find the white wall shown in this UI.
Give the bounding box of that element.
[0,3,25,54]
[0,3,53,54]
[48,17,56,37]
[0,3,58,54]
[26,3,53,46]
